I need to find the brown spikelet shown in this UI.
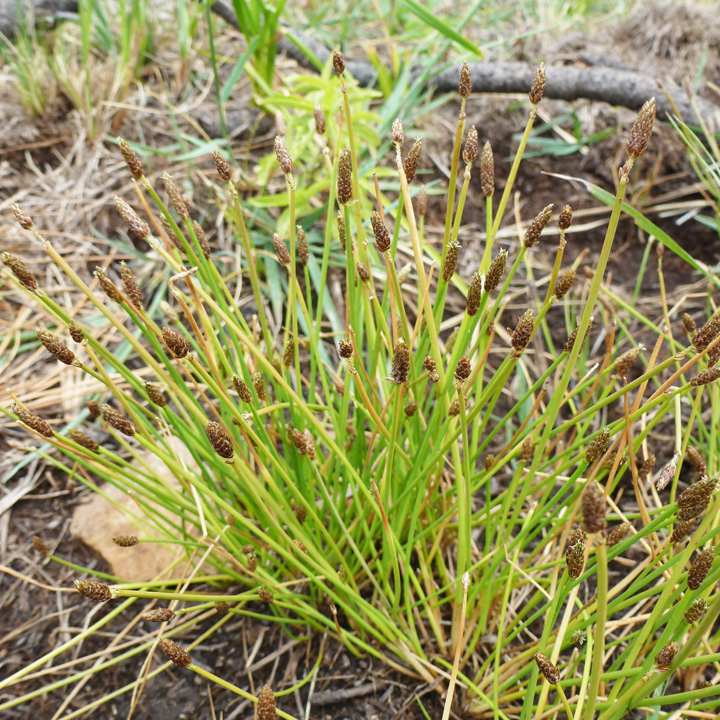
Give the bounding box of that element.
[357,261,370,282]
[37,328,75,365]
[417,185,428,216]
[682,313,696,336]
[391,340,410,385]
[75,579,113,603]
[162,327,190,358]
[534,652,560,684]
[558,204,573,231]
[253,372,267,402]
[654,641,679,671]
[582,480,606,533]
[639,454,656,479]
[554,269,575,300]
[68,321,84,343]
[119,262,143,310]
[607,522,633,547]
[272,233,290,266]
[521,436,534,464]
[314,104,326,135]
[32,535,49,557]
[68,428,99,451]
[480,142,494,197]
[258,587,274,604]
[459,62,472,98]
[12,203,34,229]
[686,447,707,476]
[484,250,507,294]
[162,173,189,218]
[159,638,191,668]
[484,453,495,472]
[294,503,307,523]
[212,150,232,181]
[94,267,124,305]
[678,503,709,523]
[257,684,278,720]
[692,311,720,352]
[87,399,101,419]
[337,147,353,205]
[685,598,708,624]
[404,400,418,418]
[391,118,404,147]
[616,346,642,379]
[115,197,150,238]
[529,62,546,105]
[511,309,535,357]
[332,49,345,75]
[467,272,483,316]
[118,138,144,179]
[566,528,586,579]
[463,125,478,164]
[206,422,234,459]
[337,211,347,251]
[564,317,594,354]
[12,403,54,438]
[191,221,210,259]
[302,429,316,460]
[145,382,166,408]
[297,226,309,266]
[101,404,136,436]
[141,608,175,623]
[670,519,694,543]
[339,338,353,359]
[524,204,554,248]
[678,476,716,509]
[442,241,460,282]
[688,546,714,590]
[403,138,422,184]
[585,428,610,464]
[274,136,293,175]
[371,211,391,253]
[455,356,472,384]
[112,535,138,547]
[2,252,38,291]
[691,367,720,386]
[233,375,252,403]
[448,400,460,417]
[708,343,720,367]
[215,601,229,615]
[626,98,656,160]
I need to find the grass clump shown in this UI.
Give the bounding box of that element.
[2,53,720,720]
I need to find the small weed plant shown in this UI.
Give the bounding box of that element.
[3,56,720,719]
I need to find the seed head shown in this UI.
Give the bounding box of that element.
[670,519,694,543]
[403,138,422,184]
[145,382,166,408]
[639,454,656,479]
[114,197,150,238]
[455,355,472,384]
[68,321,84,343]
[112,535,138,547]
[142,608,175,623]
[391,340,410,385]
[391,118,404,147]
[682,313,696,336]
[458,62,472,98]
[118,262,143,310]
[12,403,54,438]
[404,400,418,418]
[87,399,100,419]
[585,428,610,464]
[417,185,428,216]
[75,579,113,603]
[511,309,535,356]
[558,204,573,231]
[191,221,210,259]
[339,338,353,359]
[467,272,483,316]
[616,346,643,379]
[294,503,307,523]
[685,598,708,624]
[691,367,720,386]
[534,652,560,684]
[554,269,575,300]
[215,601,229,615]
[566,528,586,579]
[282,338,295,368]
[258,587,274,604]
[2,252,37,291]
[68,428,99,451]
[564,317,593,354]
[159,638,191,668]
[118,138,144,179]
[524,204,554,248]
[32,535,49,557]
[274,135,293,175]
[295,226,309,267]
[94,267,124,305]
[678,476,717,509]
[484,453,495,471]
[257,684,278,720]
[463,125,478,164]
[314,104,326,135]
[254,372,267,402]
[162,173,189,218]
[607,522,633,547]
[692,311,720,352]
[688,547,715,590]
[654,641,679,671]
[206,422,234,459]
[626,98,656,160]
[337,211,347,251]
[480,142,494,197]
[271,233,291,266]
[37,328,75,365]
[101,404,136,436]
[448,400,460,417]
[162,327,190,358]
[12,203,33,229]
[442,241,460,282]
[337,147,353,205]
[686,447,707,476]
[212,150,232,181]
[371,211,391,253]
[332,49,345,75]
[582,480,606,533]
[483,250,507,294]
[233,375,252,403]
[357,261,370,282]
[521,436,534,464]
[529,62,546,105]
